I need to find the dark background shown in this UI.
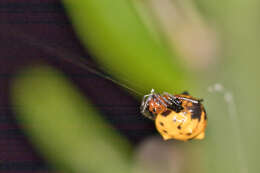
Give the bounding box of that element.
[0,0,155,172]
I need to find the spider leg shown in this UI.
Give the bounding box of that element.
[161,95,173,106]
[140,95,156,120]
[142,110,156,120]
[140,89,156,112]
[154,94,168,107]
[175,96,200,104]
[163,91,200,104]
[163,92,184,112]
[140,95,152,113]
[163,92,182,105]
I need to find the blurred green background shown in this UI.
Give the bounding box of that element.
[11,0,260,173]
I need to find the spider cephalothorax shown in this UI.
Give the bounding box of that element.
[140,89,184,119]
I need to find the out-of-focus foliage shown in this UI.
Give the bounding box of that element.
[11,66,133,173]
[196,0,260,172]
[62,0,189,95]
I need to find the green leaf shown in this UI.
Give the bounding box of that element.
[62,0,189,95]
[11,66,132,173]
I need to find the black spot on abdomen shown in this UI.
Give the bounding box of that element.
[189,103,202,121]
